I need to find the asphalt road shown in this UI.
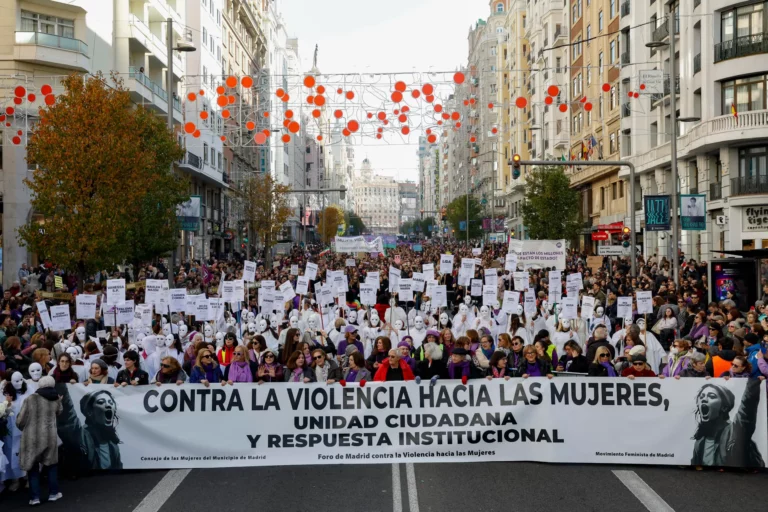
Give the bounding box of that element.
[1,462,766,511]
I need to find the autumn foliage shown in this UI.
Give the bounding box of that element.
[19,74,187,286]
[318,205,344,244]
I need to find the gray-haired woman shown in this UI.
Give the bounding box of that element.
[678,352,711,378]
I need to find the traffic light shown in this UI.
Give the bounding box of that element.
[510,229,515,238]
[512,154,521,179]
[621,226,631,248]
[243,237,249,244]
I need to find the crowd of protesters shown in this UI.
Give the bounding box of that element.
[2,240,768,502]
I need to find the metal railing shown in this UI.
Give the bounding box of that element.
[181,151,202,169]
[128,66,168,102]
[693,53,701,74]
[15,31,88,54]
[651,77,680,101]
[709,182,722,200]
[621,1,630,17]
[622,102,631,117]
[714,33,768,63]
[652,23,669,42]
[730,175,768,196]
[621,51,630,65]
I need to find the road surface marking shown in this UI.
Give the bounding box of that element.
[405,463,420,512]
[392,463,403,512]
[132,469,191,512]
[613,470,675,512]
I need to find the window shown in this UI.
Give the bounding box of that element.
[496,2,504,12]
[210,147,216,166]
[217,9,221,25]
[599,95,604,116]
[586,24,592,43]
[721,3,764,41]
[203,27,207,47]
[21,10,75,38]
[217,46,221,62]
[217,152,222,170]
[610,40,616,62]
[600,187,606,209]
[722,74,766,114]
[610,0,617,18]
[738,145,768,179]
[610,132,617,154]
[556,57,562,73]
[599,11,604,31]
[203,65,208,83]
[586,65,592,84]
[210,35,214,51]
[203,143,209,164]
[598,51,604,72]
[574,36,582,57]
[610,86,617,109]
[619,180,624,197]
[222,26,227,47]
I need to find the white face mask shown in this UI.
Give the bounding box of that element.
[60,339,72,350]
[155,336,165,348]
[75,326,86,342]
[178,324,188,338]
[128,344,138,353]
[439,313,449,325]
[370,312,380,327]
[259,319,267,332]
[516,304,523,315]
[596,307,604,317]
[394,319,404,330]
[226,316,236,327]
[636,318,646,331]
[66,346,79,361]
[165,334,174,348]
[11,371,24,390]
[127,325,135,340]
[28,363,43,382]
[389,298,397,307]
[247,322,257,334]
[459,304,469,315]
[308,316,317,330]
[670,347,679,355]
[204,324,214,338]
[542,300,549,311]
[464,295,472,306]
[289,316,299,328]
[161,317,168,326]
[162,324,171,336]
[480,306,490,319]
[347,310,357,324]
[562,319,571,330]
[215,332,224,346]
[247,312,256,323]
[414,317,424,330]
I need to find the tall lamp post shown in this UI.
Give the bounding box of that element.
[646,9,700,286]
[166,18,195,288]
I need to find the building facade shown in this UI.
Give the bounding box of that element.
[353,159,399,235]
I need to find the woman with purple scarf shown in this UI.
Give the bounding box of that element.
[283,351,315,383]
[587,347,617,377]
[336,326,364,359]
[485,351,511,380]
[257,349,284,383]
[520,345,554,379]
[397,339,417,374]
[223,345,258,383]
[447,347,471,379]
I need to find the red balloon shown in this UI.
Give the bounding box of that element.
[602,83,611,92]
[547,85,559,97]
[558,104,568,112]
[515,97,527,108]
[584,102,593,111]
[544,96,553,105]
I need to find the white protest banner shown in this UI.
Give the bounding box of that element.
[345,259,356,267]
[388,267,401,293]
[505,253,518,272]
[233,280,245,303]
[524,289,537,315]
[279,281,295,302]
[470,279,483,297]
[482,285,497,306]
[636,291,653,315]
[305,262,318,281]
[566,273,583,297]
[144,280,163,306]
[360,284,377,306]
[508,239,567,270]
[36,301,52,330]
[106,279,125,305]
[170,289,187,313]
[296,276,310,296]
[365,271,380,289]
[502,290,521,313]
[290,264,299,276]
[136,304,153,327]
[581,296,595,320]
[398,279,414,303]
[208,298,225,322]
[319,286,335,306]
[561,296,578,320]
[513,272,528,291]
[617,297,633,319]
[472,247,482,256]
[431,285,447,308]
[76,294,98,320]
[334,236,384,254]
[484,269,498,288]
[195,299,210,321]
[63,378,768,469]
[260,289,276,313]
[425,280,438,300]
[221,281,235,303]
[243,261,257,282]
[411,272,426,293]
[422,263,435,279]
[117,301,135,325]
[439,254,454,275]
[49,305,71,331]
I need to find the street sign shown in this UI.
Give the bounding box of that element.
[591,231,609,241]
[598,245,630,256]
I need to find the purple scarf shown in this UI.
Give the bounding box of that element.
[291,367,304,382]
[492,366,506,378]
[202,363,217,382]
[600,362,617,376]
[525,362,543,377]
[346,369,359,382]
[228,361,252,382]
[447,360,470,379]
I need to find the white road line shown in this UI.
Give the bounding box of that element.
[392,463,403,512]
[405,463,420,512]
[132,469,191,512]
[613,470,675,512]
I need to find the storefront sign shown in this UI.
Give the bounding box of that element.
[743,206,768,232]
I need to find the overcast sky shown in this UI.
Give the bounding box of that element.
[278,0,490,182]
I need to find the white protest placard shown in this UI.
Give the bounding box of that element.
[170,289,187,313]
[233,280,245,303]
[484,268,498,288]
[422,263,435,279]
[561,296,578,320]
[617,297,634,319]
[290,264,299,276]
[208,298,224,322]
[36,301,52,330]
[425,280,438,299]
[636,291,653,315]
[439,254,454,275]
[581,296,596,319]
[502,290,521,313]
[319,286,335,306]
[185,294,198,317]
[117,301,135,325]
[524,289,537,315]
[260,288,276,313]
[221,281,235,303]
[513,272,528,291]
[482,285,497,306]
[411,272,426,293]
[398,279,414,303]
[195,298,210,321]
[49,304,71,331]
[76,294,98,320]
[102,304,116,327]
[472,247,482,256]
[260,280,276,292]
[144,279,163,306]
[388,267,401,293]
[296,276,310,296]
[136,304,153,327]
[566,272,583,295]
[360,284,377,306]
[243,261,257,282]
[305,262,318,281]
[279,280,295,302]
[106,279,125,305]
[365,271,380,289]
[470,279,483,297]
[345,258,356,267]
[431,285,448,308]
[156,281,170,314]
[96,330,107,340]
[505,253,518,272]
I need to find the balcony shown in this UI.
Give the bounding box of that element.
[179,152,228,187]
[621,0,630,17]
[709,182,722,200]
[14,31,89,72]
[554,28,564,41]
[651,77,680,102]
[621,51,630,65]
[622,102,631,117]
[652,23,669,43]
[128,66,167,102]
[693,53,701,74]
[714,33,768,63]
[731,175,768,196]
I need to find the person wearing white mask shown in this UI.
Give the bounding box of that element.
[590,306,611,335]
[452,303,472,339]
[65,346,88,382]
[436,311,452,330]
[552,319,577,357]
[26,363,44,392]
[474,305,496,338]
[362,310,384,358]
[410,316,427,348]
[2,372,31,492]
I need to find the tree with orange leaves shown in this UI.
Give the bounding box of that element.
[19,73,186,290]
[317,205,344,245]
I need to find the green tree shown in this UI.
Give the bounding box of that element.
[420,217,436,238]
[521,166,580,241]
[446,195,483,240]
[344,211,367,235]
[19,73,185,290]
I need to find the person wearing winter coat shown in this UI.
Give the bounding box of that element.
[447,347,472,379]
[661,339,693,377]
[678,352,710,378]
[519,345,554,378]
[343,351,372,382]
[720,356,753,378]
[373,349,415,381]
[742,333,765,379]
[115,350,149,386]
[16,375,62,505]
[588,347,617,377]
[585,325,616,363]
[283,351,316,383]
[621,354,657,378]
[311,348,343,383]
[416,342,447,379]
[223,345,259,383]
[188,348,222,386]
[256,349,284,383]
[706,337,738,378]
[555,340,589,374]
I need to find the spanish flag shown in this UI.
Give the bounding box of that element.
[731,102,738,118]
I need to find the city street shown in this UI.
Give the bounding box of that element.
[1,462,765,511]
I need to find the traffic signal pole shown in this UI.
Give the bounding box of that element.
[513,159,638,278]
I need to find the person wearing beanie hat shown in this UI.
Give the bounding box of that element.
[397,340,417,374]
[256,348,283,383]
[742,332,764,378]
[84,359,114,385]
[621,353,657,378]
[16,375,63,505]
[447,347,471,380]
[336,326,364,363]
[691,379,765,467]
